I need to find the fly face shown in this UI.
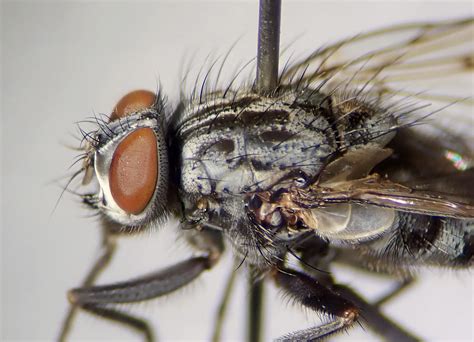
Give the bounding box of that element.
[59,2,473,341]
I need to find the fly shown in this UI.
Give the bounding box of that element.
[59,1,473,341]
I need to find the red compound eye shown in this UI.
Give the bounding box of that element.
[110,90,156,121]
[109,127,158,215]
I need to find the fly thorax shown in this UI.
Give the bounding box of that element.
[177,92,337,199]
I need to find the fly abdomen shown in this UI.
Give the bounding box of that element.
[381,213,473,268]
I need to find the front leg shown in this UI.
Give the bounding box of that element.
[58,222,118,342]
[68,255,219,341]
[69,256,217,304]
[67,228,223,341]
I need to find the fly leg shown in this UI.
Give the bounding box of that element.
[210,262,266,342]
[68,256,217,341]
[373,278,415,307]
[332,246,416,308]
[299,248,419,341]
[271,267,359,341]
[66,228,223,341]
[58,222,118,341]
[333,283,419,342]
[248,268,265,342]
[212,259,239,342]
[80,304,154,341]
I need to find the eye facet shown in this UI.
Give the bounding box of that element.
[109,127,158,215]
[110,90,156,121]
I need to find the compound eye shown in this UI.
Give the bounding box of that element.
[109,127,158,215]
[110,90,156,121]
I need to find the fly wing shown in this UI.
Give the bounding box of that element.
[374,126,474,184]
[282,172,473,243]
[280,17,474,143]
[250,171,473,244]
[403,169,474,200]
[248,145,473,244]
[281,18,473,97]
[298,173,474,219]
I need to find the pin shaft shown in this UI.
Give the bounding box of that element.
[256,0,281,94]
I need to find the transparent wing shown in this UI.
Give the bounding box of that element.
[280,17,474,143]
[281,17,473,98]
[247,147,474,244]
[248,172,473,244]
[300,173,474,219]
[304,145,474,219]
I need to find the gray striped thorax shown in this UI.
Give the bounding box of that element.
[175,91,337,198]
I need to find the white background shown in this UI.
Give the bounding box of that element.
[2,1,473,341]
